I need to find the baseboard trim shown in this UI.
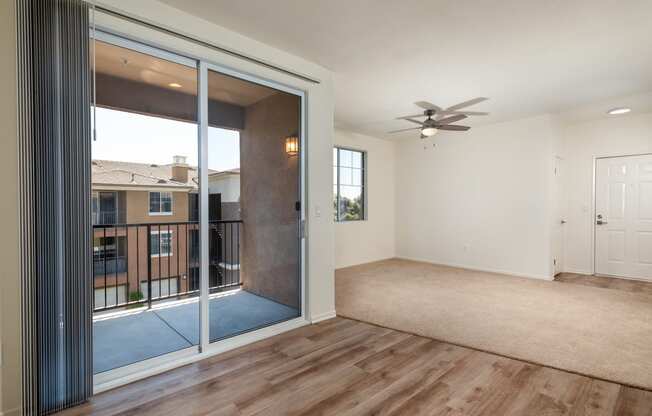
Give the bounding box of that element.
[336,257,395,270]
[311,310,337,323]
[396,256,554,281]
[562,268,593,275]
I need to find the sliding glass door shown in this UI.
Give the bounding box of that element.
[91,31,305,382]
[203,67,302,344]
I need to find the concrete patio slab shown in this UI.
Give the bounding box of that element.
[93,290,299,374]
[155,290,299,344]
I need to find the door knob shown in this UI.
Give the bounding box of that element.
[597,220,608,225]
[560,220,567,224]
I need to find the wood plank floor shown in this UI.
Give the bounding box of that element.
[555,272,652,295]
[58,317,652,416]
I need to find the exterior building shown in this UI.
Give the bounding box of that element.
[92,156,241,311]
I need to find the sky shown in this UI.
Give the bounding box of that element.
[92,107,240,171]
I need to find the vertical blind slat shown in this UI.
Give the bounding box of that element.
[16,0,92,414]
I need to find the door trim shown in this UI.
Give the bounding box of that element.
[591,152,652,276]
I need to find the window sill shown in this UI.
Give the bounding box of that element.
[150,254,173,258]
[149,212,173,216]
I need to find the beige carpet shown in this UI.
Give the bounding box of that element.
[336,258,652,390]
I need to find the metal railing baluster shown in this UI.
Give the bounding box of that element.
[147,224,152,309]
[125,224,129,307]
[91,220,241,312]
[103,226,107,309]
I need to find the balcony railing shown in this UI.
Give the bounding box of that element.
[92,220,242,312]
[93,256,127,276]
[92,210,124,225]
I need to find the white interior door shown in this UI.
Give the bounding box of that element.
[551,157,565,275]
[595,154,652,280]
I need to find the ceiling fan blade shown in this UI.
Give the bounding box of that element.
[437,110,489,117]
[388,127,421,134]
[415,101,442,111]
[435,114,467,125]
[446,97,488,111]
[399,117,424,126]
[437,125,470,131]
[397,114,425,120]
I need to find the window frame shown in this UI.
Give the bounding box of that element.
[148,191,173,216]
[333,146,367,222]
[150,229,174,258]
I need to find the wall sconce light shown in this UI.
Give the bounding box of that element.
[285,134,299,156]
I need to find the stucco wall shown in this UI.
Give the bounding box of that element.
[240,92,301,308]
[124,190,190,224]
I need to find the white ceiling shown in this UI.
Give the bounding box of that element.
[159,0,652,138]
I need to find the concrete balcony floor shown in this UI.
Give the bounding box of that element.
[93,289,299,374]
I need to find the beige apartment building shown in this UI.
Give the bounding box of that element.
[92,156,240,311]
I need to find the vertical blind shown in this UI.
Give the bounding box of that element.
[16,0,93,414]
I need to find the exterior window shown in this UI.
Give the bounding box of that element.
[333,147,365,221]
[150,230,173,257]
[149,191,173,215]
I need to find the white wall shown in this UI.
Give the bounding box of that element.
[98,0,336,322]
[334,130,396,268]
[208,174,240,203]
[395,114,562,280]
[562,112,652,274]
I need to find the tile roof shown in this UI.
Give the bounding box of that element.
[92,160,201,189]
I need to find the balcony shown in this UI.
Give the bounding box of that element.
[92,210,124,225]
[92,220,299,374]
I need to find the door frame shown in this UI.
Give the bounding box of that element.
[92,26,309,393]
[591,152,652,278]
[551,155,565,276]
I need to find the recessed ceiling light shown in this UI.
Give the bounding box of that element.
[168,82,182,88]
[607,107,631,115]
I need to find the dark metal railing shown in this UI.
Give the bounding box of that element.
[92,220,242,312]
[93,257,127,276]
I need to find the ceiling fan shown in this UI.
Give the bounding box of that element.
[389,98,489,138]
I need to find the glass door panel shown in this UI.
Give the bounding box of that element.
[91,36,200,374]
[205,68,302,343]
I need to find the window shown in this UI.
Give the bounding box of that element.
[150,230,173,257]
[149,191,173,215]
[333,147,365,221]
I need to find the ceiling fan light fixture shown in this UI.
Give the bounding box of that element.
[607,107,631,115]
[421,126,438,137]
